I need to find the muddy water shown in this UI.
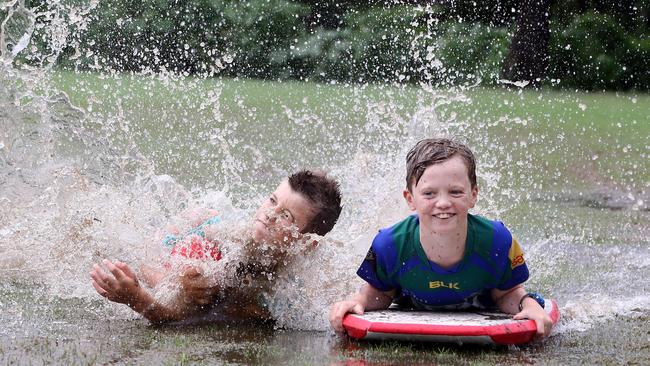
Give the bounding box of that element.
[2,2,649,365]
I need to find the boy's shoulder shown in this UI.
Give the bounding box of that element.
[468,213,511,237]
[468,213,515,259]
[375,214,418,239]
[371,215,419,255]
[390,214,420,233]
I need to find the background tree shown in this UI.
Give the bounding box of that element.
[501,0,552,87]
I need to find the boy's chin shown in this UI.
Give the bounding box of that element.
[422,217,459,231]
[251,229,277,248]
[252,233,272,248]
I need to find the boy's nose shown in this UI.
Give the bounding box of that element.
[266,207,282,222]
[435,195,452,208]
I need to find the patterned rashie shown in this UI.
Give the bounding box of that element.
[170,234,222,261]
[163,215,222,261]
[357,214,529,310]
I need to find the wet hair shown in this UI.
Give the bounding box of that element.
[405,138,477,191]
[288,169,342,236]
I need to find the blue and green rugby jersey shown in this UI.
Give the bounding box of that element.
[357,214,529,310]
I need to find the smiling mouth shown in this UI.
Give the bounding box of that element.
[433,213,455,219]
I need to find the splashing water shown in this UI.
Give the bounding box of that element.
[1,1,649,364]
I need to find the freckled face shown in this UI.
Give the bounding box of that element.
[403,155,478,234]
[252,180,315,247]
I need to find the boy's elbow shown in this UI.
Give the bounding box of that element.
[491,285,524,303]
[141,307,178,324]
[142,303,194,324]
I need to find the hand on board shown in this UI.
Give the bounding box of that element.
[329,300,365,333]
[513,299,553,339]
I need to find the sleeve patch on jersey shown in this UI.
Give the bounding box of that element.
[364,247,376,262]
[508,238,525,269]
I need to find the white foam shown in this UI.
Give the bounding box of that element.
[557,294,650,333]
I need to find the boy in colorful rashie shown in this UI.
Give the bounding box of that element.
[91,170,342,323]
[329,138,553,339]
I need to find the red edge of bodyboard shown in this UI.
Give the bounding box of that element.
[489,299,561,345]
[342,314,371,339]
[342,299,561,345]
[343,315,492,339]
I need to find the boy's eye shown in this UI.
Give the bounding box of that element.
[269,196,277,204]
[281,211,292,221]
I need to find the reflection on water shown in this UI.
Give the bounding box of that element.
[1,1,649,364]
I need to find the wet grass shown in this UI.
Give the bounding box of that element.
[334,340,510,365]
[2,279,649,365]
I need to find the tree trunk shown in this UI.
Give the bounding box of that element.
[501,0,551,88]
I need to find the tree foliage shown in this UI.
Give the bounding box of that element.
[14,0,647,90]
[550,11,649,90]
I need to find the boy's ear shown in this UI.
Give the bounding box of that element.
[300,234,320,252]
[469,185,479,207]
[305,234,318,248]
[403,189,416,211]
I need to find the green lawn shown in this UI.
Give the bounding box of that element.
[50,71,648,198]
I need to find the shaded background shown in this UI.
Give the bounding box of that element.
[4,0,649,90]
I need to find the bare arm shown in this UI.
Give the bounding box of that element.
[92,209,224,322]
[329,283,396,332]
[492,284,526,314]
[91,260,206,323]
[355,283,396,311]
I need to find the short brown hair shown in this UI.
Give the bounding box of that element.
[288,169,342,236]
[405,138,477,191]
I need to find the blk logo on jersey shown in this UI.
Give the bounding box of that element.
[429,281,460,290]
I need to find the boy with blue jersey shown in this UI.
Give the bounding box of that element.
[329,138,552,339]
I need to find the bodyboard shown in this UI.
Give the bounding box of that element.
[342,299,560,345]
